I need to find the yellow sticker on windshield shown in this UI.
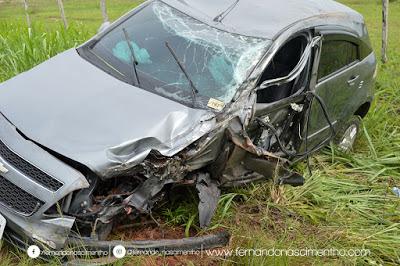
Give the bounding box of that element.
[207,98,225,111]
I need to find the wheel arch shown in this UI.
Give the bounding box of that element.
[354,102,371,118]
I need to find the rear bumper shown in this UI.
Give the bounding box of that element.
[0,112,89,249]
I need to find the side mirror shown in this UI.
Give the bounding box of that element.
[98,21,111,34]
[258,36,321,90]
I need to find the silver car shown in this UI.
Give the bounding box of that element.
[0,0,376,252]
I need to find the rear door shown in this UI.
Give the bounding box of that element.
[306,31,363,146]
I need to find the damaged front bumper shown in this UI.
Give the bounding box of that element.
[0,112,230,253]
[0,113,89,249]
[0,99,304,253]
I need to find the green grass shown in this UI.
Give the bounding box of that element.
[0,0,400,265]
[0,0,142,28]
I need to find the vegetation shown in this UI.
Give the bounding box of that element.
[0,0,399,265]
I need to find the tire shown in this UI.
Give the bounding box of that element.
[334,115,362,153]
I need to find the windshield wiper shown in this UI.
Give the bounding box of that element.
[122,28,141,87]
[213,0,240,23]
[165,41,199,107]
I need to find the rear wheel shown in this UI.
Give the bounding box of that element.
[334,115,362,153]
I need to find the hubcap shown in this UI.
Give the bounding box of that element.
[338,124,358,152]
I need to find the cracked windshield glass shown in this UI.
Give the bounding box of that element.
[89,1,269,108]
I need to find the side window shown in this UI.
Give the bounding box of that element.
[256,35,309,103]
[318,40,359,80]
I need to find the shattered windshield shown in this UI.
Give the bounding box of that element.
[88,1,269,108]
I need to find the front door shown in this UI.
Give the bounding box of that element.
[248,32,316,155]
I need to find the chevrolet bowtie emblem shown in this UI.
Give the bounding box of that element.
[0,163,8,174]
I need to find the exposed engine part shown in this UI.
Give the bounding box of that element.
[69,174,98,215]
[141,153,188,180]
[227,117,286,161]
[123,176,174,214]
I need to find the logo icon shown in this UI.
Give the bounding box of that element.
[113,245,126,259]
[0,163,8,174]
[27,245,41,259]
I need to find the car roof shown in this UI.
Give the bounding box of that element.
[161,0,364,39]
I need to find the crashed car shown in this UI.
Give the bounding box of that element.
[0,0,375,251]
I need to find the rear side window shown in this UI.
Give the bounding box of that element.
[318,40,359,80]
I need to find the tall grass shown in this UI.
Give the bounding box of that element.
[0,22,90,83]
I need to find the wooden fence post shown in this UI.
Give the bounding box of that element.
[382,0,389,63]
[100,0,109,23]
[56,0,68,29]
[23,0,32,35]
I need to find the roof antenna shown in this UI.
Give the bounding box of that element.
[213,0,240,23]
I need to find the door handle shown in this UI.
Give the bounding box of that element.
[347,75,360,85]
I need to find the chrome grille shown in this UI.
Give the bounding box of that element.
[0,139,63,191]
[0,175,44,216]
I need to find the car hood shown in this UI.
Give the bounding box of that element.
[0,49,216,178]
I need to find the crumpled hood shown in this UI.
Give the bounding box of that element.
[0,49,216,177]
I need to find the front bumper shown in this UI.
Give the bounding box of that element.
[0,113,89,249]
